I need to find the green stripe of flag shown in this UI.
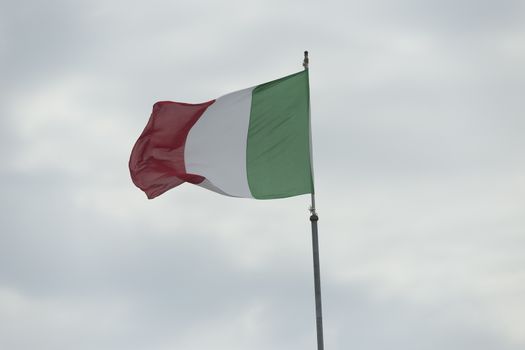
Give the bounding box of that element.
[247,70,313,199]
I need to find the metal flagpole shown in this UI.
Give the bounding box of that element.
[310,197,324,350]
[304,51,325,350]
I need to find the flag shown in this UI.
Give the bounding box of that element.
[129,70,314,199]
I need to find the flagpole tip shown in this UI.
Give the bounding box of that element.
[303,51,309,69]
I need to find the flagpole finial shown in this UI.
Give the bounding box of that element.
[303,51,309,69]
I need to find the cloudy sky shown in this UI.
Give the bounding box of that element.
[1,0,524,349]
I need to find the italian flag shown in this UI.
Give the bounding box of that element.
[129,70,314,199]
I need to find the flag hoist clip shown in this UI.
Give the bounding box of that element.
[309,193,318,219]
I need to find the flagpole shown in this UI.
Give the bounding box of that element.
[304,50,325,350]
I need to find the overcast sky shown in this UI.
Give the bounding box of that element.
[1,0,524,349]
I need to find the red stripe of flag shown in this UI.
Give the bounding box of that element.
[129,100,215,199]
